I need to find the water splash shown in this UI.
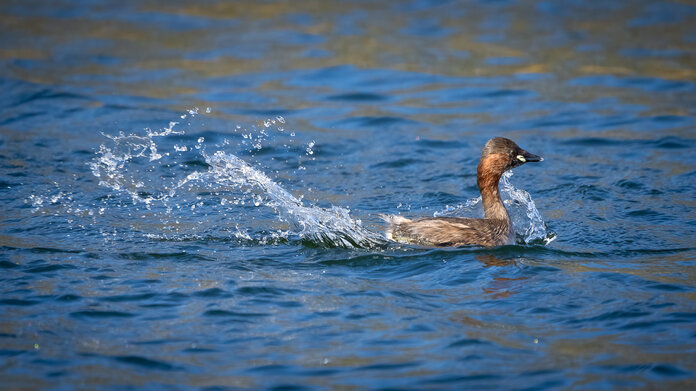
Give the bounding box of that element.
[433,171,555,245]
[89,121,183,206]
[433,197,481,218]
[500,171,556,245]
[201,151,383,248]
[89,112,384,248]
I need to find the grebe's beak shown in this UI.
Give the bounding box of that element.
[517,150,543,163]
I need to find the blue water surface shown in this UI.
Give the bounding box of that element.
[1,0,696,389]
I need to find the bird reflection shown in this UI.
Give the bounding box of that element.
[475,254,526,299]
[475,253,517,267]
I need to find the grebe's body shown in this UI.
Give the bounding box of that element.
[381,137,542,247]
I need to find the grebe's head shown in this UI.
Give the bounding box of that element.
[480,137,543,172]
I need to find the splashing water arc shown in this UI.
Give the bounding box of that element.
[202,151,384,248]
[90,113,384,248]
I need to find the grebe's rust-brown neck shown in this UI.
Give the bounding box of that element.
[476,154,510,222]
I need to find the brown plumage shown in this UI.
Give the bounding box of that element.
[380,137,543,247]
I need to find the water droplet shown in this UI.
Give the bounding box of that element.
[306,140,315,155]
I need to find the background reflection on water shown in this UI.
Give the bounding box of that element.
[1,1,695,389]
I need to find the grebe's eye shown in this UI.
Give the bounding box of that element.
[516,155,526,162]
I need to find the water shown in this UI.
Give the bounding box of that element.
[1,0,696,389]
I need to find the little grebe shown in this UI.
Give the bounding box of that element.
[381,137,543,247]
